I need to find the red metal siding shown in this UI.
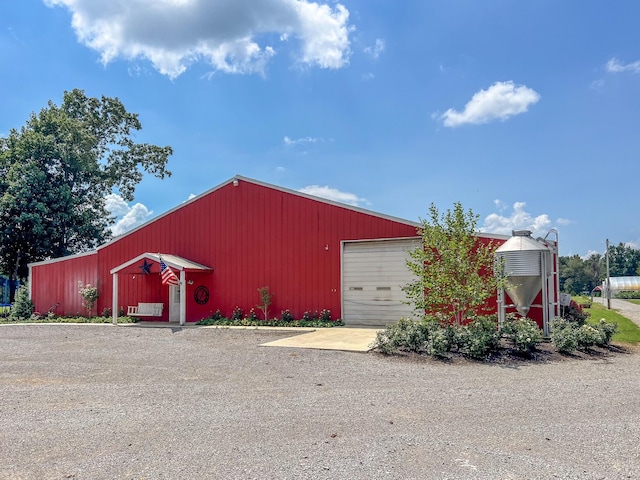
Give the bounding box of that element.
[91,180,418,321]
[31,253,98,316]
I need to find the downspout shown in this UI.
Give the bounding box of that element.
[180,270,186,326]
[112,273,118,325]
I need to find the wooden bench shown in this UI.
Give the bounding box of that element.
[127,303,164,317]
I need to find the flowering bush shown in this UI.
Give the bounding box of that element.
[231,306,244,320]
[500,315,543,354]
[575,324,602,349]
[281,309,294,322]
[302,310,319,321]
[561,300,589,326]
[247,308,258,321]
[78,282,99,315]
[594,318,618,346]
[455,316,501,359]
[550,318,578,353]
[320,309,331,321]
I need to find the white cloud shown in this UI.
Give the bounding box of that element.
[104,193,130,217]
[105,193,153,236]
[364,38,385,59]
[299,185,366,206]
[44,0,352,79]
[481,201,551,238]
[606,57,640,74]
[582,250,602,260]
[441,81,540,127]
[284,135,320,146]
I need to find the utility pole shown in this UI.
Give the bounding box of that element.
[606,238,611,310]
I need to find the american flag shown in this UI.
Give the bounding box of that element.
[159,257,179,286]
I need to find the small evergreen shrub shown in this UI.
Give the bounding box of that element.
[9,285,34,321]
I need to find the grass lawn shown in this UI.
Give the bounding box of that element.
[627,299,640,306]
[586,302,640,344]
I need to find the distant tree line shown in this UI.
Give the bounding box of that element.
[559,243,640,295]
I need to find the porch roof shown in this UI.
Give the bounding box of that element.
[109,252,213,275]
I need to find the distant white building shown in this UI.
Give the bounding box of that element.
[602,276,640,296]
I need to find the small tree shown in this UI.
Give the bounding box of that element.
[403,202,501,326]
[78,281,99,316]
[257,286,272,321]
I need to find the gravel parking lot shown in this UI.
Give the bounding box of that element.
[1,324,639,479]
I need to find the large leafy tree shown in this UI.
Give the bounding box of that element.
[607,242,640,277]
[0,89,172,283]
[403,202,501,325]
[559,255,594,295]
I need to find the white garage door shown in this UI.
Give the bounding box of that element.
[342,238,421,327]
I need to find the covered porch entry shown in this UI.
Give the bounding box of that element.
[110,253,213,326]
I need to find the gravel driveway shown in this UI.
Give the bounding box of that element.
[1,324,639,479]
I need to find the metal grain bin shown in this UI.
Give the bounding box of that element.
[495,230,552,317]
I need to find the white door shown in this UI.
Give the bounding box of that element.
[342,238,421,327]
[169,284,181,323]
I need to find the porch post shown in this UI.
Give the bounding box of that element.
[180,270,186,326]
[112,273,118,325]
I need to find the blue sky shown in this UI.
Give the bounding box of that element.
[1,1,639,257]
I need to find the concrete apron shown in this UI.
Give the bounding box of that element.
[127,322,381,352]
[260,327,381,352]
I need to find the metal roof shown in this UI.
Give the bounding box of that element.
[109,253,213,274]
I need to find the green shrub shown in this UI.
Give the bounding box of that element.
[616,291,640,300]
[550,318,578,353]
[373,318,430,354]
[575,324,603,349]
[455,316,500,359]
[9,285,34,321]
[231,306,244,320]
[593,318,618,346]
[424,322,453,357]
[500,315,543,354]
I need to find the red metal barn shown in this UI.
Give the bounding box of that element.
[29,176,513,326]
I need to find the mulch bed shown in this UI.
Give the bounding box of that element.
[374,340,636,366]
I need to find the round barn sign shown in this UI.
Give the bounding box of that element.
[194,286,210,305]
